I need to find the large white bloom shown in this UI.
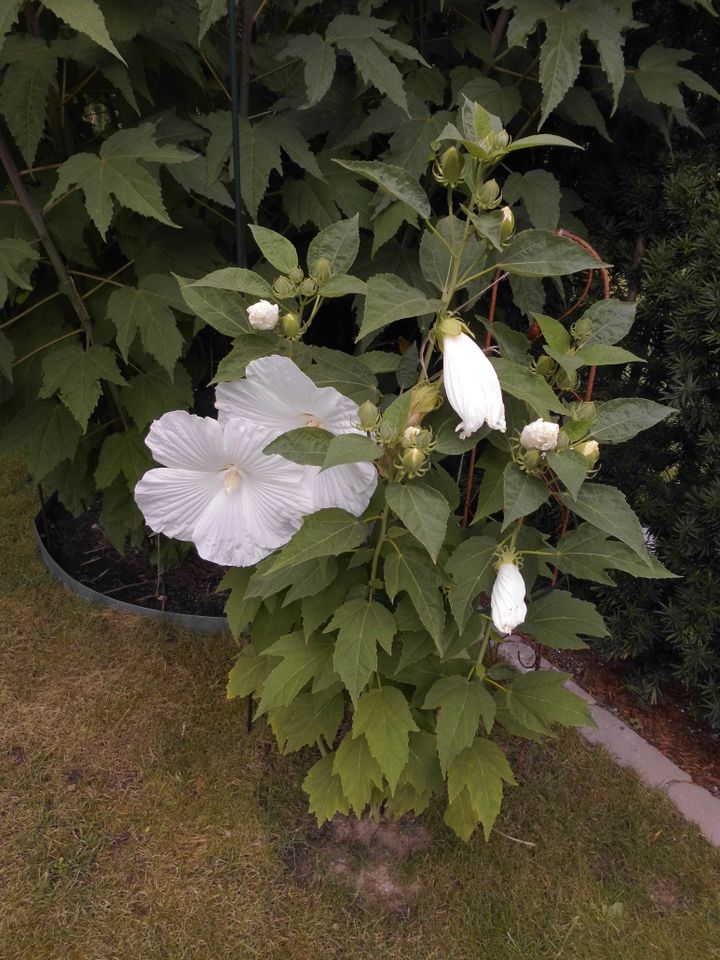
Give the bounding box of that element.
[491,561,527,635]
[520,418,559,452]
[216,355,378,516]
[247,299,279,330]
[134,411,312,567]
[442,332,506,438]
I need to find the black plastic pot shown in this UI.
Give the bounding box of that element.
[33,511,230,634]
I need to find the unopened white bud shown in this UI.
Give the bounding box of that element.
[247,299,279,331]
[520,418,559,452]
[491,561,527,636]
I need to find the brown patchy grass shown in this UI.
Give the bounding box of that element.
[1,456,720,960]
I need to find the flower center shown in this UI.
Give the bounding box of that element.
[303,413,322,428]
[223,464,244,494]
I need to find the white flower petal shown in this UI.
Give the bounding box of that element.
[216,354,359,436]
[145,411,228,470]
[134,467,225,540]
[490,562,527,635]
[520,418,559,451]
[311,461,378,516]
[247,300,279,330]
[443,332,506,436]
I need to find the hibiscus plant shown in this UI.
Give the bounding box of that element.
[134,100,674,841]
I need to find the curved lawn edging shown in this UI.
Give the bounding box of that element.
[500,637,720,848]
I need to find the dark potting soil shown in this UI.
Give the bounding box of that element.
[39,497,228,617]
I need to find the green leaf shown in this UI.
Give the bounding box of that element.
[264,427,334,467]
[280,33,336,108]
[508,669,594,730]
[533,312,571,352]
[582,299,636,346]
[302,566,366,639]
[190,266,275,299]
[472,446,507,522]
[503,170,561,230]
[305,346,379,404]
[321,434,383,470]
[257,632,335,716]
[559,86,610,139]
[237,117,282,221]
[249,225,298,274]
[341,35,410,113]
[359,273,442,341]
[219,569,263,641]
[0,398,82,478]
[575,343,643,366]
[268,508,368,573]
[424,676,496,774]
[333,159,431,220]
[95,429,152,489]
[0,236,39,306]
[384,543,446,650]
[536,5,583,123]
[496,229,606,277]
[44,0,124,62]
[39,343,126,431]
[388,729,443,817]
[635,46,720,109]
[0,329,13,381]
[560,483,652,566]
[545,448,588,500]
[0,1,22,53]
[506,133,582,152]
[352,686,418,792]
[444,787,480,841]
[51,124,193,238]
[175,275,249,337]
[447,738,515,840]
[198,0,226,42]
[502,462,549,528]
[386,482,450,562]
[523,589,608,650]
[303,753,351,825]
[319,274,367,297]
[269,686,344,754]
[492,357,567,416]
[553,524,677,585]
[326,599,396,704]
[0,42,57,166]
[307,215,360,276]
[332,734,385,813]
[357,351,401,375]
[107,275,187,374]
[419,215,485,294]
[226,644,271,699]
[212,334,275,382]
[445,536,497,631]
[592,398,672,444]
[121,363,192,431]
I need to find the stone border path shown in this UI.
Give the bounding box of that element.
[500,638,720,848]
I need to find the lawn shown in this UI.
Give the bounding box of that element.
[1,456,719,960]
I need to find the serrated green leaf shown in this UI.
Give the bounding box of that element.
[445,536,497,631]
[257,632,336,716]
[226,644,270,699]
[447,738,515,839]
[581,300,636,346]
[359,273,442,341]
[560,483,652,565]
[305,346,379,404]
[264,427,333,466]
[444,787,480,840]
[553,523,677,584]
[472,445,506,522]
[502,462,549,529]
[326,599,396,704]
[212,334,275,382]
[269,508,367,573]
[198,0,226,42]
[219,569,263,641]
[0,236,39,305]
[321,434,383,470]
[302,566,366,639]
[333,159,430,220]
[352,685,418,792]
[386,482,450,562]
[0,1,22,53]
[332,733,384,813]
[342,35,410,112]
[121,363,192,432]
[504,170,561,230]
[249,224,298,274]
[575,343,643,366]
[424,676,496,774]
[506,133,582,152]
[0,398,82,478]
[175,275,249,337]
[280,33,336,108]
[44,0,124,62]
[237,117,282,221]
[419,215,485,294]
[558,86,610,139]
[269,685,344,754]
[523,589,608,650]
[508,669,594,730]
[95,429,152,489]
[635,45,720,109]
[496,229,606,277]
[533,312,571,352]
[319,274,367,297]
[545,448,588,499]
[190,266,275,299]
[384,543,446,650]
[307,215,360,276]
[592,398,672,444]
[492,357,567,416]
[39,343,126,431]
[0,44,57,166]
[303,753,351,824]
[107,275,187,373]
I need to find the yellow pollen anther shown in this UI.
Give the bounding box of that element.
[303,413,322,428]
[223,465,243,494]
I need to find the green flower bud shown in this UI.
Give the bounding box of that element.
[310,257,332,284]
[440,146,463,185]
[578,439,600,469]
[278,311,301,339]
[571,400,597,422]
[402,447,427,478]
[357,400,379,432]
[522,448,542,471]
[499,206,515,243]
[377,419,398,445]
[409,381,442,416]
[299,277,318,297]
[436,312,464,342]
[288,266,304,285]
[477,179,501,210]
[571,314,594,342]
[556,369,579,391]
[535,355,557,379]
[272,275,294,299]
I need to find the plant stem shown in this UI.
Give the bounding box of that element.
[368,504,390,602]
[12,327,84,365]
[0,289,62,330]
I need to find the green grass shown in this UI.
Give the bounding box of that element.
[1,456,719,960]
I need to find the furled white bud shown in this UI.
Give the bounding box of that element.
[578,439,600,468]
[442,332,506,438]
[520,418,560,452]
[247,299,279,331]
[491,561,527,636]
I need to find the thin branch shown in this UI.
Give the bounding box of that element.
[62,68,98,104]
[13,327,84,366]
[69,269,126,288]
[0,290,62,330]
[201,52,231,102]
